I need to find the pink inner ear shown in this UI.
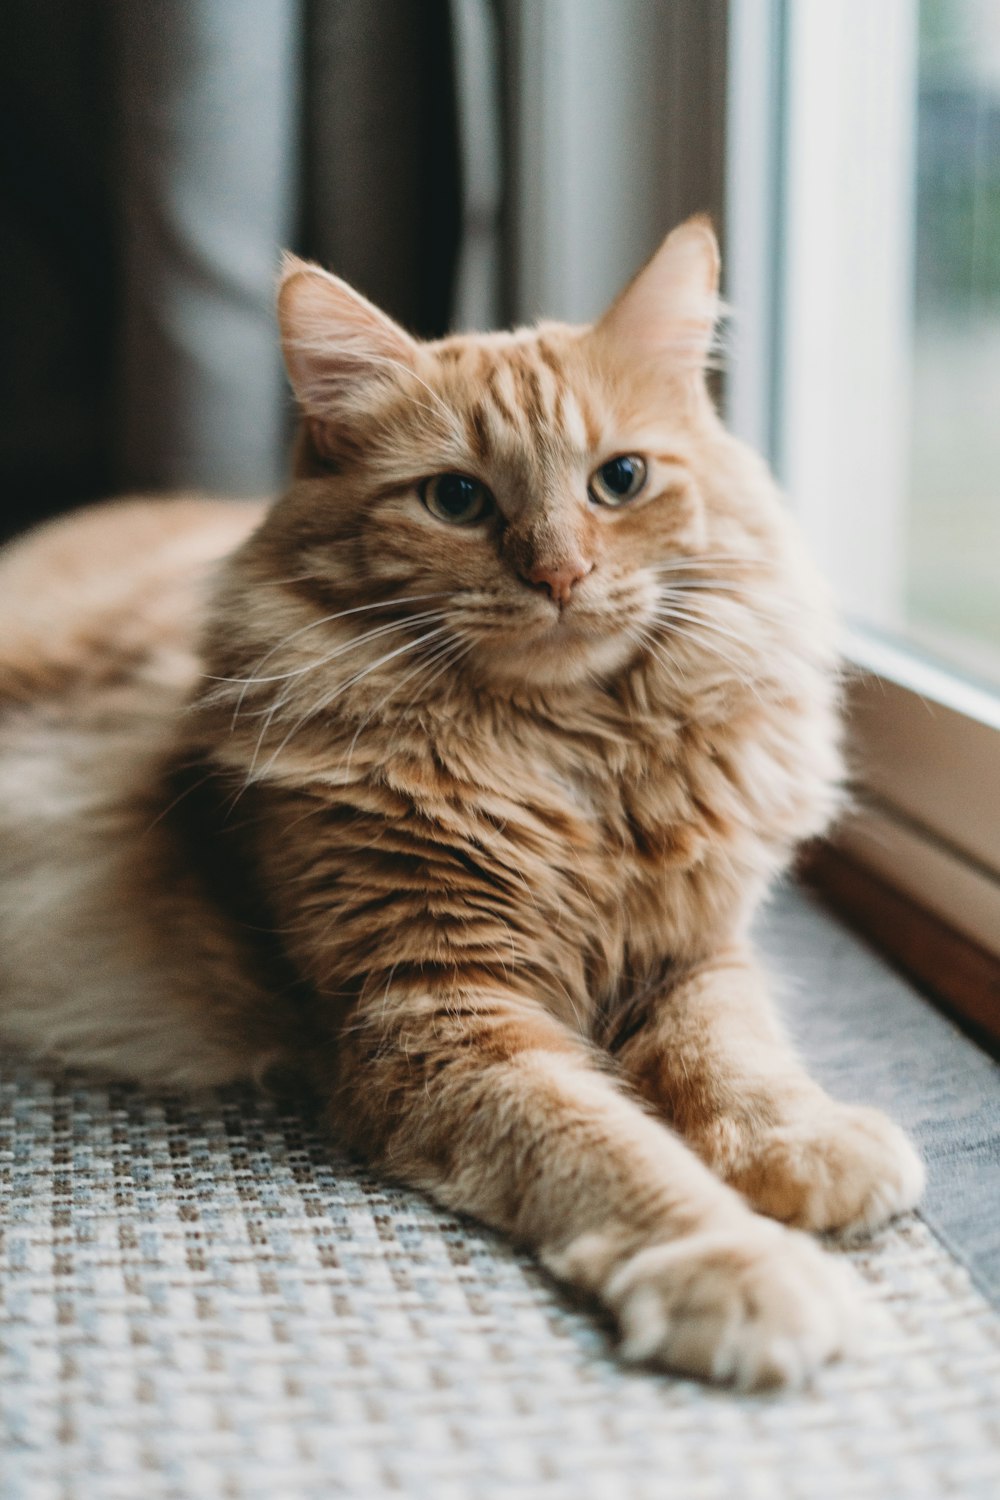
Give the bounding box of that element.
[277,261,418,417]
[595,220,721,369]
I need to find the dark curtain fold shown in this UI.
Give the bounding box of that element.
[302,0,462,340]
[0,0,464,541]
[0,0,118,539]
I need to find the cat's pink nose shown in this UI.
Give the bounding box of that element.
[523,558,594,607]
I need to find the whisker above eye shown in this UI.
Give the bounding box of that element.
[289,340,469,449]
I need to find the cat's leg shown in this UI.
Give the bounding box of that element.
[328,980,858,1388]
[614,947,924,1235]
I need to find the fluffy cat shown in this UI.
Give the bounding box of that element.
[0,218,923,1388]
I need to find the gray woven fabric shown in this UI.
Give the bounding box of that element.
[2,887,1000,1498]
[760,885,1000,1305]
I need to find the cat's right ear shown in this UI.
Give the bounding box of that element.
[277,255,419,426]
[592,216,721,375]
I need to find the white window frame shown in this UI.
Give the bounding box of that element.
[726,0,1000,959]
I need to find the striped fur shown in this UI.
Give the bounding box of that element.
[0,220,922,1387]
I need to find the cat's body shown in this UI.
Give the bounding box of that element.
[0,221,923,1387]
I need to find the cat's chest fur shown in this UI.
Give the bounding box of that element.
[237,664,834,1033]
[422,694,772,1003]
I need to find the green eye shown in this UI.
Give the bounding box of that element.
[422,473,494,525]
[588,455,648,507]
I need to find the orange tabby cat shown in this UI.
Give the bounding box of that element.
[0,218,923,1388]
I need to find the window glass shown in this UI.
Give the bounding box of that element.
[907,0,1000,685]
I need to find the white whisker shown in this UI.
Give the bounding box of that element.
[647,618,764,699]
[340,632,473,779]
[209,591,448,688]
[292,341,466,444]
[233,610,449,697]
[653,578,799,615]
[625,626,689,694]
[651,602,762,652]
[649,552,760,573]
[251,626,451,785]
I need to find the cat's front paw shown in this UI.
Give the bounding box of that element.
[604,1219,858,1389]
[730,1104,925,1236]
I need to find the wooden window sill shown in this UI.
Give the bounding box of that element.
[801,842,1000,1060]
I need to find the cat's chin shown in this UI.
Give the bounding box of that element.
[473,618,639,691]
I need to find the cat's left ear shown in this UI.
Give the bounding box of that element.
[593,215,720,372]
[277,254,419,422]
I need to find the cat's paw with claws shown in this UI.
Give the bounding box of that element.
[605,1219,858,1389]
[728,1103,925,1236]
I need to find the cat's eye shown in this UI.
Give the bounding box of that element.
[421,473,494,525]
[588,455,648,507]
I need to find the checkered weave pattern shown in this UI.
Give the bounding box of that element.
[3,1064,999,1500]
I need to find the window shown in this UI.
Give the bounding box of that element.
[728,0,1000,967]
[910,1,1000,686]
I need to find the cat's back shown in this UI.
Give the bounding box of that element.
[0,496,276,1087]
[0,496,265,711]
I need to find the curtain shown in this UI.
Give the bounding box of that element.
[0,0,472,539]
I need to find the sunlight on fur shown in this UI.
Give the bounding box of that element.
[0,217,923,1390]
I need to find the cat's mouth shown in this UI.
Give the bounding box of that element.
[443,580,650,684]
[518,588,644,642]
[460,595,642,686]
[505,595,607,641]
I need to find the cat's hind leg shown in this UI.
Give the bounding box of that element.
[614,946,924,1236]
[327,976,858,1388]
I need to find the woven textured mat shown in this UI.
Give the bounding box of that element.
[2,1063,1000,1500]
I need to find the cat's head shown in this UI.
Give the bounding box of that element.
[231,218,821,703]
